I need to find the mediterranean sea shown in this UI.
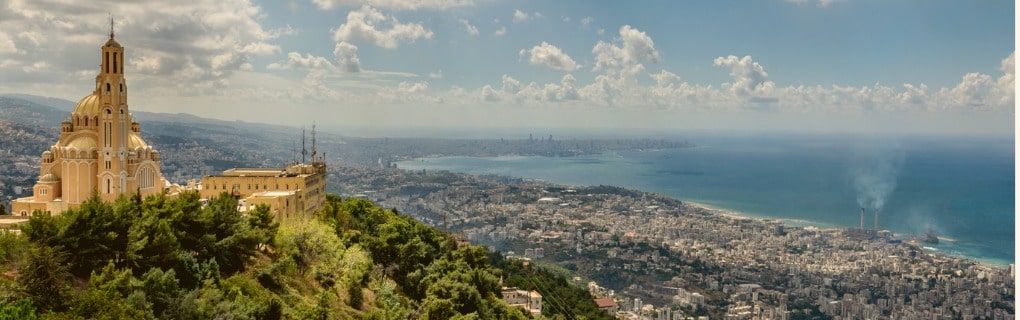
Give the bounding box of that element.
[395,133,1015,267]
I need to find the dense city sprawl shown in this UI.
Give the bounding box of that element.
[334,166,1015,319]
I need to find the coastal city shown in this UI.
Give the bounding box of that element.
[0,1,1013,319]
[1,93,1014,318]
[333,165,1015,319]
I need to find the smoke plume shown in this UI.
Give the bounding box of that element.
[851,144,906,210]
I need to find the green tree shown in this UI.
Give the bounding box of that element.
[128,215,181,271]
[139,267,182,318]
[69,263,150,319]
[58,194,133,276]
[18,245,71,312]
[247,203,279,250]
[0,299,38,320]
[20,211,61,245]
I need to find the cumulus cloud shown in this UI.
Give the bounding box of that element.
[459,19,479,36]
[592,25,660,76]
[481,84,500,101]
[501,74,521,94]
[513,9,541,23]
[333,41,362,72]
[333,5,433,49]
[265,42,362,73]
[520,42,580,72]
[543,74,580,101]
[712,55,775,101]
[0,0,284,94]
[312,0,474,10]
[267,52,335,70]
[397,80,428,93]
[650,70,682,88]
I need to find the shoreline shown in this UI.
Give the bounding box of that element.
[681,200,1012,269]
[395,154,1014,269]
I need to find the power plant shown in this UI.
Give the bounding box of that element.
[849,207,886,240]
[860,207,865,230]
[874,209,879,231]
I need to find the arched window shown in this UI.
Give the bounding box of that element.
[106,83,111,92]
[119,83,123,92]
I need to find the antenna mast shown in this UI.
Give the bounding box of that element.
[311,124,317,162]
[301,128,307,163]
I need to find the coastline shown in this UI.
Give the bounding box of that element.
[680,200,1011,269]
[394,151,1014,269]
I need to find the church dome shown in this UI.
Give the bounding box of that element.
[63,135,98,149]
[73,94,101,115]
[128,132,149,149]
[39,173,59,183]
[105,36,121,48]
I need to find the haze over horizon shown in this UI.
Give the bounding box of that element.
[0,0,1014,136]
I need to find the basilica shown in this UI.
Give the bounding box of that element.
[11,28,167,215]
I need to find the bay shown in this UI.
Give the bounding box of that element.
[395,133,1015,267]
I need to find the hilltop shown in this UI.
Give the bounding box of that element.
[0,192,612,319]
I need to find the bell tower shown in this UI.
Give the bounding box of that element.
[95,16,130,201]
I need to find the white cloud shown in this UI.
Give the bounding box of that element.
[521,42,580,72]
[0,0,283,94]
[459,19,479,36]
[312,0,474,10]
[501,74,521,94]
[428,69,443,79]
[712,55,775,101]
[267,52,335,70]
[265,42,361,73]
[619,25,660,65]
[333,5,433,49]
[994,52,1014,106]
[481,84,500,101]
[592,25,660,76]
[543,74,579,101]
[493,26,507,37]
[513,9,542,23]
[397,80,428,93]
[650,70,682,88]
[333,41,362,72]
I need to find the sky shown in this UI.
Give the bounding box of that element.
[0,0,1014,136]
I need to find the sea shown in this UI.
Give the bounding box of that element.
[395,132,1015,268]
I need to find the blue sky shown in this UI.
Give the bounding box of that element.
[0,0,1014,136]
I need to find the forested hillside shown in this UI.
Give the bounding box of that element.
[0,193,609,319]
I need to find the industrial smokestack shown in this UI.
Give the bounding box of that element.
[874,209,879,231]
[860,208,865,230]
